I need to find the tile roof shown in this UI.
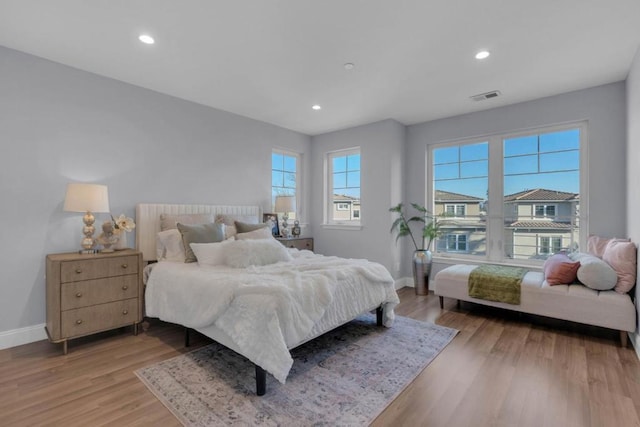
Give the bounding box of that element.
[507,221,573,229]
[503,188,578,202]
[435,190,484,202]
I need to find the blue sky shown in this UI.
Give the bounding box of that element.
[434,129,580,199]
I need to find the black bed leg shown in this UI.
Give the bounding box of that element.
[255,365,266,396]
[439,296,444,309]
[184,327,191,347]
[376,306,383,326]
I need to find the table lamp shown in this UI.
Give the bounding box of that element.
[63,183,110,252]
[274,195,296,237]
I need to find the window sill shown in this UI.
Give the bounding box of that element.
[320,223,363,231]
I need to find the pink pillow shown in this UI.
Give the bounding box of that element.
[602,240,637,293]
[587,235,630,258]
[543,253,580,285]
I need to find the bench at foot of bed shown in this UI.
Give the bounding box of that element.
[434,264,635,347]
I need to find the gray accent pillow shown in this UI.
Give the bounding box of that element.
[177,222,225,263]
[235,221,269,233]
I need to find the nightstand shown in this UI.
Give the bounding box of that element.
[45,249,143,354]
[277,237,314,251]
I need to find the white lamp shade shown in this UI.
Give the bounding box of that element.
[274,195,296,213]
[63,183,110,213]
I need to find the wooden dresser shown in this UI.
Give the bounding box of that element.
[45,249,143,354]
[277,237,314,251]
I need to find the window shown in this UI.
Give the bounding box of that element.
[539,236,562,255]
[445,234,468,252]
[534,204,556,218]
[272,150,300,219]
[429,122,584,264]
[326,148,361,225]
[445,204,466,217]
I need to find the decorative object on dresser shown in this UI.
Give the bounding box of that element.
[262,213,280,237]
[45,249,143,354]
[274,195,296,237]
[112,214,136,250]
[63,183,110,253]
[276,236,313,251]
[291,219,301,236]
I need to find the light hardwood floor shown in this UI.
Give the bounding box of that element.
[2,287,640,426]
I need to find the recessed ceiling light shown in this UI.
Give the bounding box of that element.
[344,63,355,70]
[475,50,490,60]
[312,105,322,110]
[139,34,155,44]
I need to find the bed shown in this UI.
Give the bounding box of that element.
[136,203,400,395]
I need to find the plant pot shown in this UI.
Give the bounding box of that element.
[412,249,432,295]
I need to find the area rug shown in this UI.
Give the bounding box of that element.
[135,314,458,426]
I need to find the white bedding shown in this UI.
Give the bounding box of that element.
[145,249,399,383]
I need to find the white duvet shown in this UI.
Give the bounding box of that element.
[145,250,399,383]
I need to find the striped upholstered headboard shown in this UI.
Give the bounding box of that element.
[135,203,261,261]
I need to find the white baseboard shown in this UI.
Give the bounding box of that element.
[0,323,47,351]
[394,277,413,289]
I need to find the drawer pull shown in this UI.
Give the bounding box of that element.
[122,310,129,315]
[121,264,128,269]
[76,319,83,325]
[75,269,82,274]
[75,292,82,298]
[122,285,129,290]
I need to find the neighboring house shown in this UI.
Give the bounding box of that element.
[503,188,580,260]
[433,188,579,260]
[332,194,360,221]
[433,190,487,255]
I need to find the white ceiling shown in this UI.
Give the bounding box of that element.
[1,0,639,135]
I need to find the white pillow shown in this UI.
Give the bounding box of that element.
[224,239,292,268]
[190,239,235,266]
[156,229,186,262]
[235,227,273,240]
[568,252,618,290]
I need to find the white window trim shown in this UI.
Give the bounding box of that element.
[533,204,557,219]
[427,120,588,266]
[445,203,466,218]
[272,148,303,221]
[323,147,361,227]
[444,232,469,253]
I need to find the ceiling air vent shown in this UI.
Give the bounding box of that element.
[470,90,501,102]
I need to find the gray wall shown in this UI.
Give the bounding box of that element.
[309,120,406,277]
[0,46,311,338]
[406,82,628,278]
[626,46,640,348]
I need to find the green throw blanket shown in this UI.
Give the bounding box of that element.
[468,264,528,305]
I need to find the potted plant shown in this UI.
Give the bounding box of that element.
[389,203,443,295]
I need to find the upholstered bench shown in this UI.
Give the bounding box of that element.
[434,264,636,346]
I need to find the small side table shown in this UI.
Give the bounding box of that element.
[276,237,314,252]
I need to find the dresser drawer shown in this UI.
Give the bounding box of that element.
[61,299,139,338]
[60,255,138,283]
[279,238,314,251]
[61,275,139,310]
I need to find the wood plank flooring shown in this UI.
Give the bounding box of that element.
[2,287,640,426]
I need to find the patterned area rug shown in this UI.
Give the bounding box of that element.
[135,314,458,426]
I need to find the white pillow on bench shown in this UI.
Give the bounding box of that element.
[568,252,617,290]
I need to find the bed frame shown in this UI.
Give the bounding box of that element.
[136,203,385,395]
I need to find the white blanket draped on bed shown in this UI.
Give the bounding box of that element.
[145,250,398,383]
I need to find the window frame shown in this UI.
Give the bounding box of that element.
[445,204,466,218]
[324,147,362,227]
[271,148,302,220]
[427,121,588,266]
[444,233,469,253]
